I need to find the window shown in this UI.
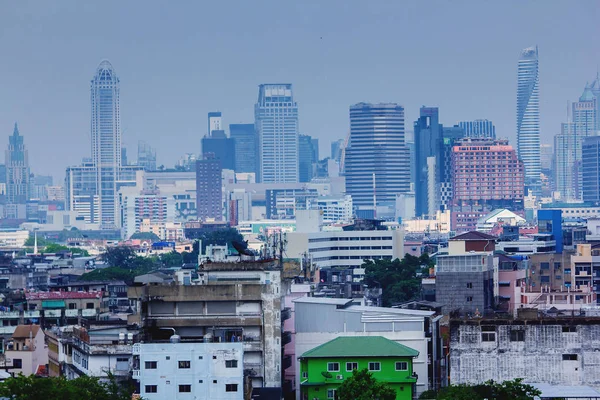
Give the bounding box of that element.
[395,361,408,371]
[563,354,578,361]
[541,262,550,270]
[145,361,157,369]
[302,371,308,378]
[178,384,191,393]
[510,330,525,342]
[327,389,336,399]
[226,360,238,368]
[466,282,473,289]
[346,362,358,371]
[368,362,381,371]
[562,326,577,333]
[13,359,22,368]
[213,380,217,384]
[327,362,340,372]
[145,385,157,393]
[86,302,94,309]
[225,384,238,392]
[466,296,473,302]
[68,303,76,310]
[481,326,496,342]
[178,360,191,369]
[199,380,203,383]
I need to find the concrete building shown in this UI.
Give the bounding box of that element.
[293,297,443,396]
[120,188,176,239]
[0,229,29,247]
[435,232,496,314]
[345,103,410,214]
[450,316,600,388]
[128,260,284,390]
[307,195,353,223]
[137,141,157,172]
[265,188,319,219]
[255,84,299,183]
[133,342,244,400]
[202,130,235,171]
[196,155,223,221]
[3,324,47,376]
[475,209,526,233]
[298,134,315,183]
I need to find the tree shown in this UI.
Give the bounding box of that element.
[160,251,183,267]
[431,379,541,400]
[130,232,161,241]
[103,246,137,268]
[0,373,138,400]
[363,254,432,306]
[336,368,396,400]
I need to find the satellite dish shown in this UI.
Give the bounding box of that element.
[232,240,254,256]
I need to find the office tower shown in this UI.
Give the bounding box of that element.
[451,138,524,231]
[5,123,30,204]
[517,46,541,196]
[573,84,598,137]
[591,73,600,131]
[582,136,600,203]
[298,134,314,183]
[311,138,319,162]
[540,143,553,195]
[458,119,496,139]
[255,84,299,183]
[65,159,99,224]
[201,131,235,170]
[196,154,222,221]
[207,112,222,137]
[345,103,410,213]
[330,139,343,162]
[91,60,122,228]
[230,124,257,175]
[137,141,157,172]
[414,108,443,217]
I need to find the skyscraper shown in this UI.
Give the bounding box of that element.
[458,119,496,139]
[5,123,30,204]
[345,103,410,213]
[137,141,157,172]
[91,60,122,228]
[582,135,600,204]
[201,131,235,170]
[196,154,222,221]
[517,46,541,196]
[208,112,222,137]
[330,139,343,162]
[230,124,258,175]
[255,84,299,183]
[298,134,314,183]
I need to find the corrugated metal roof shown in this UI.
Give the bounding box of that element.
[300,336,419,359]
[293,297,353,306]
[531,383,600,398]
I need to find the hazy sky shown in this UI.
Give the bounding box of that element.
[0,1,598,180]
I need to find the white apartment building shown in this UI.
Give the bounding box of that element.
[133,342,244,400]
[307,195,353,223]
[0,229,30,247]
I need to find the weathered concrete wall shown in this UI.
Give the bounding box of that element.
[450,321,600,388]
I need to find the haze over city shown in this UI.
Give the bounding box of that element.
[0,0,598,179]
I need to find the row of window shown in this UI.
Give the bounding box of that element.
[321,361,407,373]
[144,359,238,369]
[145,383,238,394]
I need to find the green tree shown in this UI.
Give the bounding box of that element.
[103,246,137,268]
[363,254,432,306]
[431,379,540,400]
[160,251,183,267]
[336,368,396,400]
[130,232,161,241]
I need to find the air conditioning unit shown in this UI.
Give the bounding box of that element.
[336,375,343,380]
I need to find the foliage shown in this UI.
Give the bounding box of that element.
[0,373,138,400]
[43,243,89,257]
[194,228,244,253]
[130,232,161,241]
[160,251,183,267]
[336,368,396,400]
[82,245,160,283]
[363,253,432,307]
[430,379,541,400]
[103,246,137,268]
[24,235,51,247]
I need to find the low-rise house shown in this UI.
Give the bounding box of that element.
[299,336,418,400]
[26,291,104,327]
[4,324,48,376]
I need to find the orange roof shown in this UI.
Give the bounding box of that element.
[12,324,41,339]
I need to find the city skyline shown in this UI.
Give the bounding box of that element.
[0,1,598,180]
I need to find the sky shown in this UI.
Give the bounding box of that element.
[0,1,598,181]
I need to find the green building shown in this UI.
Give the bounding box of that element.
[299,336,419,400]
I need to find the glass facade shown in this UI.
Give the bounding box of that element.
[230,124,257,175]
[5,123,30,204]
[458,119,496,139]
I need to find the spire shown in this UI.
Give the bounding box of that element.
[13,122,19,136]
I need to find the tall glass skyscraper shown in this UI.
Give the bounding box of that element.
[517,46,541,196]
[5,123,30,204]
[345,103,410,213]
[458,119,496,139]
[255,84,299,183]
[91,60,122,228]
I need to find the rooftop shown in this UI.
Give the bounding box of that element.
[12,324,41,339]
[26,291,103,300]
[450,231,497,241]
[300,336,419,359]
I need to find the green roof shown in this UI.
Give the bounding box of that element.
[300,336,419,359]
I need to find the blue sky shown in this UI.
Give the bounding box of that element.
[0,0,598,180]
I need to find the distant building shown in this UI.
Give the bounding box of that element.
[330,139,344,162]
[137,141,157,172]
[5,123,30,205]
[207,111,222,137]
[3,325,47,376]
[458,119,496,139]
[265,188,318,219]
[230,124,257,175]
[201,131,235,171]
[517,46,541,196]
[298,134,314,183]
[133,342,244,400]
[121,188,175,239]
[299,336,418,400]
[345,103,410,212]
[196,155,222,221]
[255,84,299,183]
[582,135,600,203]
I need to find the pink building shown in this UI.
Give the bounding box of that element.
[4,325,48,376]
[282,283,310,396]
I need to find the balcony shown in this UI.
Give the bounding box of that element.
[281,307,291,321]
[132,343,141,355]
[0,311,19,319]
[24,311,40,318]
[45,310,61,318]
[132,369,140,379]
[65,309,78,317]
[82,309,97,317]
[282,331,292,346]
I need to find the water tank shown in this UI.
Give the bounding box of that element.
[127,333,134,342]
[170,334,181,344]
[119,332,125,342]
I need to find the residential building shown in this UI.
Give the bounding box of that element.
[25,291,104,327]
[265,188,319,219]
[137,141,157,172]
[202,130,235,171]
[255,84,299,183]
[3,324,48,376]
[541,202,600,219]
[475,209,526,233]
[0,229,29,247]
[128,260,284,389]
[196,155,223,221]
[5,123,30,205]
[517,46,541,196]
[307,195,353,223]
[293,297,443,396]
[435,231,496,314]
[133,342,244,400]
[65,159,99,224]
[230,123,257,175]
[345,103,410,214]
[120,188,176,239]
[450,316,600,388]
[582,135,600,203]
[458,119,496,139]
[299,336,418,400]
